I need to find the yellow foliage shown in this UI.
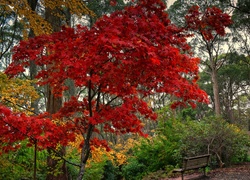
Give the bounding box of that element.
[111,138,140,166]
[66,133,141,168]
[228,123,241,133]
[87,138,140,168]
[0,72,39,114]
[68,133,84,150]
[1,0,95,37]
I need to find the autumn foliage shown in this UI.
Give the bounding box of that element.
[185,5,232,40]
[0,106,77,153]
[2,0,94,37]
[1,0,211,176]
[0,72,39,113]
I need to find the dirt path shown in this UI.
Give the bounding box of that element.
[164,162,250,180]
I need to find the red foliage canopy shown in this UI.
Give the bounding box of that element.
[185,5,232,41]
[0,105,75,153]
[2,0,209,152]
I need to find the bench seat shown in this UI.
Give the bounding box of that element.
[173,154,210,180]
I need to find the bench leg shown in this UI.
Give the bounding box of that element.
[203,167,206,176]
[181,172,184,180]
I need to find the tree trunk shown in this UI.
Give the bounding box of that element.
[77,125,94,180]
[77,81,95,179]
[211,65,221,116]
[46,86,68,180]
[225,83,235,123]
[45,6,68,180]
[47,147,68,180]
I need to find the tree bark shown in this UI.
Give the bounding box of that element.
[46,85,68,180]
[45,6,68,180]
[211,69,221,116]
[77,80,95,180]
[77,126,94,180]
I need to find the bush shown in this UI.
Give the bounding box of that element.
[179,116,250,167]
[0,143,48,180]
[83,160,106,180]
[83,146,124,180]
[119,105,250,179]
[122,117,183,179]
[122,158,147,180]
[102,160,120,180]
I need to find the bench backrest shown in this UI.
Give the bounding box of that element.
[182,154,210,170]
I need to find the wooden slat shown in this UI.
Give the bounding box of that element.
[173,154,210,180]
[182,154,210,170]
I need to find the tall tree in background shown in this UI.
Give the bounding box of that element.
[199,53,250,125]
[218,53,250,125]
[168,0,232,116]
[176,0,250,128]
[44,5,67,180]
[185,5,232,116]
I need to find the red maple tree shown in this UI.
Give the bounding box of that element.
[185,5,232,41]
[2,0,210,178]
[185,5,232,116]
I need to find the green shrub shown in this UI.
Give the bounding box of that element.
[83,155,121,180]
[122,158,147,180]
[179,116,250,167]
[122,117,183,179]
[65,148,81,179]
[0,142,48,180]
[83,160,106,180]
[120,107,250,179]
[102,160,120,180]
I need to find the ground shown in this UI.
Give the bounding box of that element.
[165,162,250,180]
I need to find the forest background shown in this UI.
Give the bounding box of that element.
[0,0,249,180]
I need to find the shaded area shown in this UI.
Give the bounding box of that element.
[166,162,250,180]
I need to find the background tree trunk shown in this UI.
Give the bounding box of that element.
[211,68,221,116]
[45,7,68,180]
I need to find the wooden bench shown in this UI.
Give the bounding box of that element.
[173,154,210,180]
